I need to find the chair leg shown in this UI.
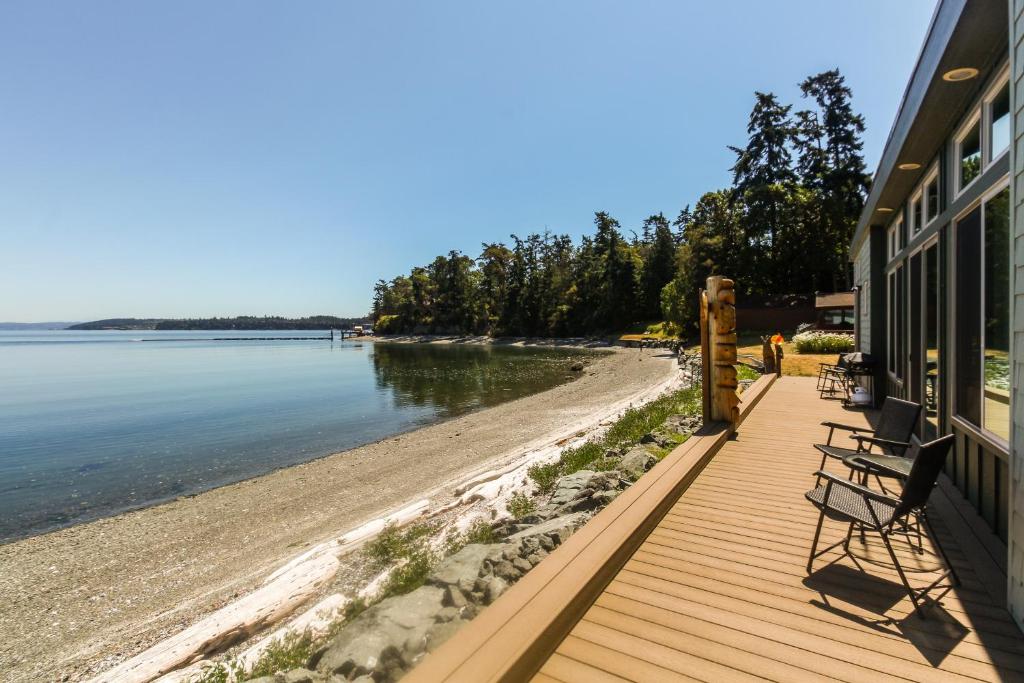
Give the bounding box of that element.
[842,521,855,553]
[807,508,827,573]
[880,528,925,618]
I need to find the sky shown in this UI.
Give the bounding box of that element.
[0,0,937,321]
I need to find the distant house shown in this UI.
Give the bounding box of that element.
[814,291,854,331]
[849,0,1022,629]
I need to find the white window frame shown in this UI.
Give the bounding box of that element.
[909,188,924,235]
[922,163,940,226]
[887,214,903,261]
[983,64,1010,165]
[953,108,982,198]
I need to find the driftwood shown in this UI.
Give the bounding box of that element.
[91,553,339,683]
[94,502,428,683]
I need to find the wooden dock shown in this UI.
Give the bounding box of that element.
[409,376,1023,682]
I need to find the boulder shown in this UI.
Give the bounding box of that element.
[427,544,503,589]
[664,414,702,434]
[282,670,321,683]
[506,512,590,545]
[315,585,445,679]
[620,446,658,480]
[443,585,468,609]
[484,577,508,604]
[640,430,676,449]
[425,618,468,652]
[512,557,532,574]
[492,560,520,582]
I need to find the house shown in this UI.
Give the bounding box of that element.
[813,291,855,331]
[850,0,1022,630]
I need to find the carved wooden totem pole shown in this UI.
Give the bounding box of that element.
[700,276,740,425]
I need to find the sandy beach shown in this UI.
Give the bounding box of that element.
[0,344,676,682]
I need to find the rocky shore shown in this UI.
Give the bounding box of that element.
[212,411,702,683]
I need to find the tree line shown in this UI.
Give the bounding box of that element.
[372,69,869,337]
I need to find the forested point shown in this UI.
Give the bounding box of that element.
[372,69,869,337]
[69,316,367,331]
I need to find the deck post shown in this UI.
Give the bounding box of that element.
[701,276,740,425]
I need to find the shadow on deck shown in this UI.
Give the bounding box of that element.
[407,376,1023,682]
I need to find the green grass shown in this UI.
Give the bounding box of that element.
[363,521,438,569]
[735,364,760,382]
[506,492,536,518]
[527,385,702,492]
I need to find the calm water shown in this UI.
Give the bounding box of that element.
[0,331,587,542]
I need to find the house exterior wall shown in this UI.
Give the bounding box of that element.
[1007,0,1024,632]
[854,240,872,354]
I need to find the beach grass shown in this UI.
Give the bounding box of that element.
[528,384,702,492]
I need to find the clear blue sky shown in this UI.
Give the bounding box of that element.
[0,0,935,321]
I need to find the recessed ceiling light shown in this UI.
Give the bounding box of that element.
[877,207,894,213]
[897,162,921,171]
[942,67,979,82]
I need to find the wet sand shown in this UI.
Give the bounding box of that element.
[0,345,676,682]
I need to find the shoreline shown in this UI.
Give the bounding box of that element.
[0,346,676,682]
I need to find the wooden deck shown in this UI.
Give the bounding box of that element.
[535,377,1023,682]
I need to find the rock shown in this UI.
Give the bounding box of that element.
[592,490,620,507]
[435,606,460,623]
[664,414,702,434]
[427,544,503,589]
[246,678,278,683]
[506,512,590,544]
[350,676,375,683]
[538,535,555,551]
[512,557,532,574]
[620,446,658,480]
[425,618,468,652]
[640,429,676,449]
[316,585,445,678]
[548,471,621,506]
[484,577,508,604]
[493,560,520,582]
[282,669,320,683]
[570,362,585,372]
[443,585,468,608]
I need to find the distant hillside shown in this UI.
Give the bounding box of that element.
[0,322,80,330]
[69,316,369,331]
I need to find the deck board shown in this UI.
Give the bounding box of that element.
[535,377,1021,682]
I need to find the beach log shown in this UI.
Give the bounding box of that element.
[90,553,339,683]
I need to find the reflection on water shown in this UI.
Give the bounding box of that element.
[0,332,589,542]
[371,343,583,418]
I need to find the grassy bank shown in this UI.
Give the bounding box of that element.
[527,385,702,493]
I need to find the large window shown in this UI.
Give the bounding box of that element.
[924,243,941,437]
[983,188,1010,440]
[954,185,1010,442]
[888,266,904,380]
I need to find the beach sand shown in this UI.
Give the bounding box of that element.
[0,345,676,682]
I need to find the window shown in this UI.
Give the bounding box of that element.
[888,266,904,379]
[924,243,941,437]
[958,118,981,191]
[924,169,939,224]
[910,192,923,234]
[988,77,1010,161]
[983,187,1010,440]
[954,184,1010,442]
[887,215,903,260]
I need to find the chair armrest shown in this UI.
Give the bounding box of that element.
[821,421,864,433]
[814,470,901,506]
[844,454,912,480]
[849,434,911,452]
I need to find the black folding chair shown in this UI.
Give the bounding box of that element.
[804,435,958,617]
[813,398,920,484]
